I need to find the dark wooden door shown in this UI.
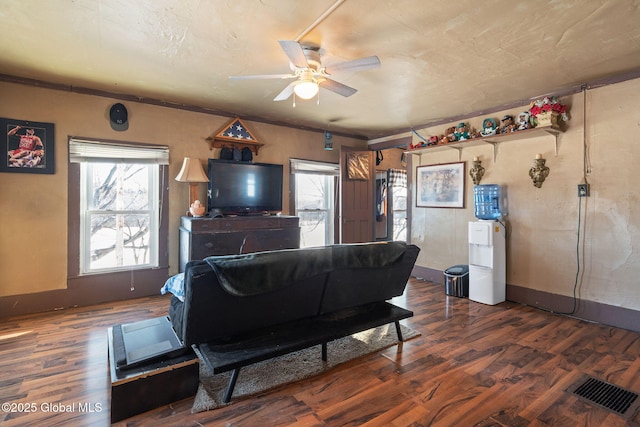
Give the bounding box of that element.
[340,146,375,243]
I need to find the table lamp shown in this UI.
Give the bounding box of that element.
[175,157,209,216]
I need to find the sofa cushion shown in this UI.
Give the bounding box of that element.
[320,243,420,314]
[204,242,408,297]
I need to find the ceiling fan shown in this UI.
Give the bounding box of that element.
[229,40,381,101]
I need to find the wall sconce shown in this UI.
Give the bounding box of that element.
[529,153,550,188]
[469,156,485,185]
[175,157,209,216]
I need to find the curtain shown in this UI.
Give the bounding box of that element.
[388,168,407,187]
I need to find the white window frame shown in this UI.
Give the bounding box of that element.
[290,158,339,247]
[69,138,168,275]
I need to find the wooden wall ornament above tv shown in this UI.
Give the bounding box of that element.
[205,117,264,155]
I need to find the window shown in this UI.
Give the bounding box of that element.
[290,159,339,247]
[389,169,407,241]
[69,138,168,275]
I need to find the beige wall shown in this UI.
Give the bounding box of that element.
[0,81,366,298]
[374,147,405,171]
[2,77,638,315]
[408,77,640,311]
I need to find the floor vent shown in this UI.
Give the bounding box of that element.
[568,375,640,417]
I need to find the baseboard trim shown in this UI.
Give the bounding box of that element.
[411,265,445,285]
[411,266,639,333]
[507,284,639,333]
[0,267,169,318]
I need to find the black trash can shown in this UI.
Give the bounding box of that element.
[444,264,469,297]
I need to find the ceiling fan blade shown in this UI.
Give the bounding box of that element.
[229,73,296,80]
[324,56,381,75]
[278,40,309,68]
[319,78,357,97]
[273,81,297,101]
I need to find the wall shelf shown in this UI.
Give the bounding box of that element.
[406,126,562,162]
[205,137,264,155]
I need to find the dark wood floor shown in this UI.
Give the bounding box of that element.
[1,278,639,426]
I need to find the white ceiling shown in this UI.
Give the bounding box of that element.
[1,0,640,140]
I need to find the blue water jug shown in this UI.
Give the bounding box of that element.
[474,184,503,220]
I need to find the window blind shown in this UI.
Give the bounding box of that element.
[69,137,169,164]
[289,158,339,176]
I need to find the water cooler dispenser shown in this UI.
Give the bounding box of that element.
[473,184,504,221]
[468,184,506,305]
[468,221,506,305]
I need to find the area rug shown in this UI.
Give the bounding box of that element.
[191,323,420,413]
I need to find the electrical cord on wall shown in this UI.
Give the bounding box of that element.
[497,218,509,238]
[553,86,590,316]
[552,196,582,315]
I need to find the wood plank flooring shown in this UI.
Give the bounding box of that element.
[1,278,639,426]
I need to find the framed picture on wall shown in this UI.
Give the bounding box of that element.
[0,118,55,174]
[416,161,465,208]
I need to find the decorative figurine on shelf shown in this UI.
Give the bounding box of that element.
[517,111,532,131]
[499,115,515,134]
[529,96,569,129]
[480,118,498,137]
[447,127,457,142]
[439,126,457,144]
[454,122,470,141]
[409,134,439,149]
[468,126,479,139]
[189,200,205,217]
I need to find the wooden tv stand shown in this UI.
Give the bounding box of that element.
[179,215,300,272]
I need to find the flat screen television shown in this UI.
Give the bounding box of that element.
[207,159,283,215]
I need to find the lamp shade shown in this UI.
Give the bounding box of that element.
[175,157,208,182]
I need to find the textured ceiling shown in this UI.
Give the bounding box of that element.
[1,0,640,140]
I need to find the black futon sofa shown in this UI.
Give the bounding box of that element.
[167,241,420,402]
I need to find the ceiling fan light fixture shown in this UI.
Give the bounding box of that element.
[294,80,319,99]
